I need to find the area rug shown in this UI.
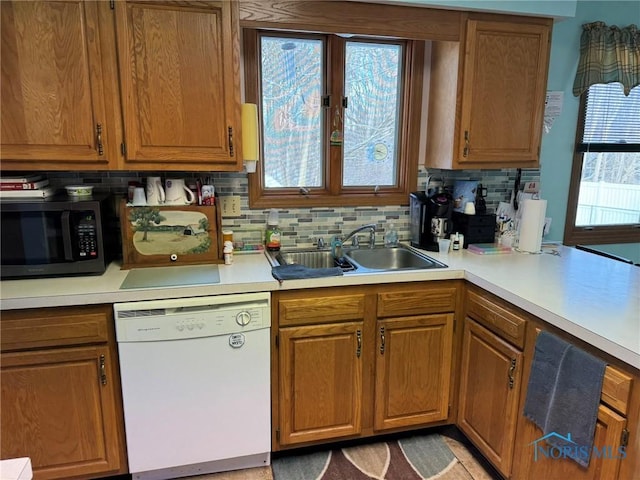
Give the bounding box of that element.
[272,433,469,480]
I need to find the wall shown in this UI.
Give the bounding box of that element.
[540,0,640,262]
[353,0,577,18]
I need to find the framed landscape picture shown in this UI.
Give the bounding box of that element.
[119,199,222,269]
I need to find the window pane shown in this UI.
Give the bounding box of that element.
[343,42,402,187]
[260,37,324,188]
[577,152,640,226]
[583,84,640,144]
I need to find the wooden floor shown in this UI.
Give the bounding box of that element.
[189,427,502,480]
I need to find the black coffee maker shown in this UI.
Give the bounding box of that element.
[409,188,454,251]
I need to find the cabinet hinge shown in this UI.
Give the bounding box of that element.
[228,126,234,157]
[321,95,331,108]
[275,334,279,348]
[621,428,629,447]
[121,142,126,156]
[109,0,114,9]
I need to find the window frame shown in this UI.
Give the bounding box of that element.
[243,28,422,209]
[563,87,640,246]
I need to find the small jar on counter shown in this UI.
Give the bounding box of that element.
[223,241,234,265]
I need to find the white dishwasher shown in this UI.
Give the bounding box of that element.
[114,292,271,480]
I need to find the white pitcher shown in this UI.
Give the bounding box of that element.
[145,176,165,205]
[165,178,196,205]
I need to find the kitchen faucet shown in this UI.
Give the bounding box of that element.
[331,223,377,259]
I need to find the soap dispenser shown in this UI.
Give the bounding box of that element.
[265,209,281,251]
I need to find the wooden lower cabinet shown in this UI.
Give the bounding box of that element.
[458,317,523,477]
[513,404,626,480]
[510,325,636,480]
[278,321,364,445]
[374,314,453,431]
[274,282,459,449]
[0,305,126,480]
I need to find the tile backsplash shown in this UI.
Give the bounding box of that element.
[47,167,539,249]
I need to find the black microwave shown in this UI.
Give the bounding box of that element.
[1,193,116,279]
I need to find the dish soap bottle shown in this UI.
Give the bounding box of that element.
[384,224,398,247]
[265,209,281,251]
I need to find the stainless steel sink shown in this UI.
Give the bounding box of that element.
[270,249,356,272]
[268,244,446,273]
[346,245,447,271]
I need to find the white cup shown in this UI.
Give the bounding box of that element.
[146,176,165,205]
[165,179,196,205]
[464,202,476,215]
[438,238,451,254]
[132,187,146,206]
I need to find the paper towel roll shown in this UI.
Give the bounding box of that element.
[518,199,547,253]
[242,103,259,172]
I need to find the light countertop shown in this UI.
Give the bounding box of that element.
[1,246,638,369]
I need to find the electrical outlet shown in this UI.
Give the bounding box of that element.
[221,195,242,217]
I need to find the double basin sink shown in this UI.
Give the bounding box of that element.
[268,244,447,273]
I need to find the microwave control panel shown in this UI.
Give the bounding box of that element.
[75,212,99,259]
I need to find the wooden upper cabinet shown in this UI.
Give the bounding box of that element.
[0,0,117,169]
[426,14,551,170]
[459,19,550,166]
[115,0,242,171]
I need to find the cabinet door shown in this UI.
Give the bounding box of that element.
[1,346,123,480]
[458,317,523,477]
[374,314,453,431]
[458,19,549,167]
[116,0,242,170]
[279,322,363,445]
[0,1,113,167]
[516,404,626,480]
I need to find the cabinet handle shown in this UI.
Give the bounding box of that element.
[228,126,234,157]
[463,130,469,157]
[356,329,362,358]
[379,326,385,354]
[508,358,516,389]
[99,354,107,386]
[96,123,104,156]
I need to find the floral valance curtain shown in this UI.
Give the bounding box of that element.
[573,22,639,97]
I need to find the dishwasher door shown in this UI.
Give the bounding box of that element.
[114,293,271,480]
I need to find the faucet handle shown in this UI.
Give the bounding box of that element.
[317,237,325,249]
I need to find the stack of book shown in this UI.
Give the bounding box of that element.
[467,243,514,255]
[0,174,55,198]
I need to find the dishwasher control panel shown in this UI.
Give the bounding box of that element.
[114,292,270,342]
